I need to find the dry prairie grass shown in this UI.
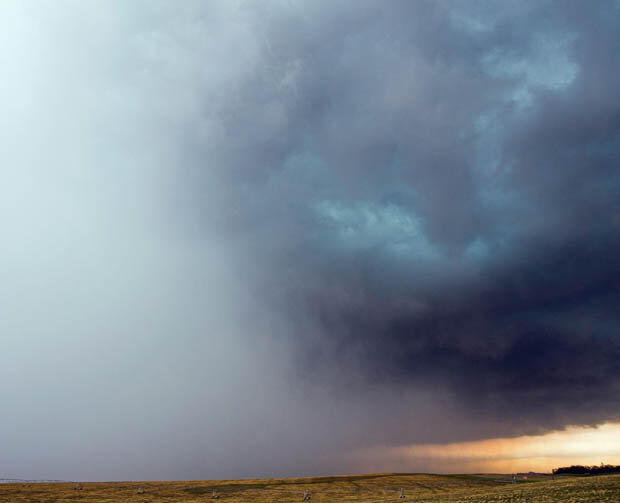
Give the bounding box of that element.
[2,472,619,503]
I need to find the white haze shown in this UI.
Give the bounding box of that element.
[0,0,444,480]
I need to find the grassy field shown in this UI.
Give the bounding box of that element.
[2,472,619,503]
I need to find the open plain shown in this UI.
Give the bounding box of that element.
[2,473,619,503]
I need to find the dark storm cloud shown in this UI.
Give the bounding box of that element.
[175,0,620,441]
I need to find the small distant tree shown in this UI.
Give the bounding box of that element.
[553,464,620,476]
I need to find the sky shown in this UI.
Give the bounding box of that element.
[1,0,620,481]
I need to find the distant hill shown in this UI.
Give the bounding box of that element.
[0,479,69,483]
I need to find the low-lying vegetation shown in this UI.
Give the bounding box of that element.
[2,472,619,502]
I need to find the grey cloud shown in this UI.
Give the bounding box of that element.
[192,0,620,437]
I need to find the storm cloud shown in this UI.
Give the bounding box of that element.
[2,0,620,480]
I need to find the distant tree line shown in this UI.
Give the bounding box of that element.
[553,464,620,476]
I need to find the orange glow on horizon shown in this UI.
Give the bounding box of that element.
[354,422,620,473]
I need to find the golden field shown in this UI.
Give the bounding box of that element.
[2,472,619,503]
